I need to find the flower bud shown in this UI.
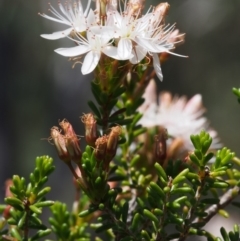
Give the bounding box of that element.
[81,113,98,147]
[59,119,82,164]
[106,126,121,163]
[94,135,108,162]
[154,127,168,165]
[128,0,145,16]
[155,2,170,18]
[5,179,13,198]
[50,127,71,163]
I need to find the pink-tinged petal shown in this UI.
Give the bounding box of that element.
[153,53,163,81]
[40,14,70,25]
[40,28,73,40]
[81,51,100,75]
[118,38,132,59]
[139,79,157,112]
[55,45,90,57]
[184,94,205,118]
[130,46,147,64]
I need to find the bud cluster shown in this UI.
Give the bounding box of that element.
[50,115,121,181]
[50,120,82,165]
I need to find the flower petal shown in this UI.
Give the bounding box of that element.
[130,46,147,64]
[40,28,73,40]
[55,45,90,57]
[118,38,132,59]
[153,53,163,81]
[40,13,70,25]
[81,51,100,75]
[102,46,131,60]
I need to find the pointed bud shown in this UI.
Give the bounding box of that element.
[106,126,121,163]
[128,0,145,16]
[155,2,170,18]
[50,127,71,163]
[154,127,168,165]
[94,135,108,162]
[59,119,82,164]
[81,113,98,147]
[5,179,13,198]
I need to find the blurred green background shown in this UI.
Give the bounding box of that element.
[1,0,240,236]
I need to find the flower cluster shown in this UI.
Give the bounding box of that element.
[139,80,221,159]
[40,0,184,80]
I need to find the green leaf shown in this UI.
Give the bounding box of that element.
[171,187,193,195]
[172,168,189,184]
[143,209,159,224]
[18,212,27,228]
[121,202,129,223]
[35,200,54,208]
[131,213,141,231]
[141,230,151,241]
[29,205,42,214]
[30,229,51,241]
[149,182,165,199]
[79,206,98,217]
[88,100,101,119]
[95,223,115,233]
[10,227,22,240]
[218,209,229,218]
[211,181,229,189]
[37,187,51,199]
[220,227,230,241]
[154,162,167,181]
[4,197,23,209]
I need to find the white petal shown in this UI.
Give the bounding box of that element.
[136,37,159,52]
[102,46,118,59]
[40,13,70,25]
[102,46,130,60]
[118,38,132,59]
[153,53,163,81]
[55,45,90,57]
[86,9,96,26]
[81,51,100,75]
[89,26,115,42]
[40,28,72,40]
[130,46,147,64]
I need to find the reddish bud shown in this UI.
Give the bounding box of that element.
[155,2,170,18]
[106,126,121,162]
[5,179,13,198]
[94,135,108,162]
[59,119,82,164]
[3,205,12,220]
[50,127,71,163]
[128,0,145,16]
[81,113,98,147]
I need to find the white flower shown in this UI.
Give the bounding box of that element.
[39,0,95,40]
[139,80,221,155]
[54,27,126,75]
[40,0,185,78]
[107,3,185,81]
[106,9,149,60]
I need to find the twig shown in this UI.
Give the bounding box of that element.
[202,186,240,223]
